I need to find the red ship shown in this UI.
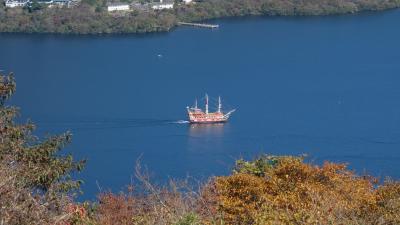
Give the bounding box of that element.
[186,94,235,124]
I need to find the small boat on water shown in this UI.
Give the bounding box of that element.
[186,94,235,124]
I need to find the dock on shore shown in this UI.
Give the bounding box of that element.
[178,22,219,29]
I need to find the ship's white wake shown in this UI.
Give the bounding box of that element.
[35,118,191,130]
[171,120,190,124]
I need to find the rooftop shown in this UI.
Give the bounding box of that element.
[107,2,130,6]
[6,0,29,2]
[153,0,174,4]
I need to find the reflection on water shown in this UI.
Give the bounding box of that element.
[187,123,230,153]
[188,123,227,137]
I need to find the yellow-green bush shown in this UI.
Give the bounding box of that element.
[209,155,400,225]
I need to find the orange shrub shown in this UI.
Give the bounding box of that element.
[96,192,136,225]
[214,173,268,224]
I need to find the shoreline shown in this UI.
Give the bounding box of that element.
[0,0,399,35]
[0,7,399,37]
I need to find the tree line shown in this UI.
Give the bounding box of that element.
[0,0,399,34]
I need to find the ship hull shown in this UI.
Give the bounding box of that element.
[187,112,227,124]
[189,119,227,124]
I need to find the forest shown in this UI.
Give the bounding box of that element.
[0,0,399,34]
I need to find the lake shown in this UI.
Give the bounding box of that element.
[1,9,400,200]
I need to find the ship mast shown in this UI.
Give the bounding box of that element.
[195,98,198,109]
[218,96,222,113]
[205,94,209,114]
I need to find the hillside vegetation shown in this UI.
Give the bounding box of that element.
[0,73,85,224]
[93,156,400,225]
[0,0,399,34]
[1,72,400,225]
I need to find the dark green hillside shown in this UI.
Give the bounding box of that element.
[0,0,399,34]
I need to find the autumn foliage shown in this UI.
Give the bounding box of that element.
[211,155,400,224]
[92,155,400,225]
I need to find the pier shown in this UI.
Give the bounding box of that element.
[178,22,219,29]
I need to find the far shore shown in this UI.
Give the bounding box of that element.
[0,0,399,35]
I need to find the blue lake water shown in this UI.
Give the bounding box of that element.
[1,9,400,200]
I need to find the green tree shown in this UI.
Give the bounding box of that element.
[28,0,45,12]
[0,72,86,225]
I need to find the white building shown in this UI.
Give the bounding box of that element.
[37,0,55,6]
[52,0,72,7]
[107,3,130,12]
[5,0,29,8]
[182,0,192,4]
[151,0,173,10]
